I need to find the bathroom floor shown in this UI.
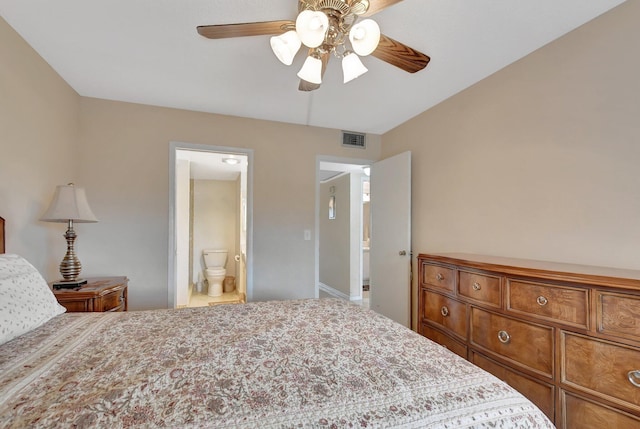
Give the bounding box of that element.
[188,290,245,307]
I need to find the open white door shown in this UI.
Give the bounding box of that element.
[369,151,411,327]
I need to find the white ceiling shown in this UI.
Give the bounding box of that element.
[0,0,626,134]
[176,149,247,181]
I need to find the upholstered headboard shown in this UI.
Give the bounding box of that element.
[0,216,4,253]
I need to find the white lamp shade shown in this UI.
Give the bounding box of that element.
[349,19,381,56]
[270,31,302,65]
[296,10,329,48]
[342,53,368,83]
[41,184,98,223]
[297,55,323,84]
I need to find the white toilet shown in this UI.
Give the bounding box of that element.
[203,249,227,297]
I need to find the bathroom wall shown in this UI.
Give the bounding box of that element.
[192,179,238,289]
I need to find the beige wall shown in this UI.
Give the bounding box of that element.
[0,16,81,274]
[4,1,639,314]
[74,99,380,309]
[0,15,382,310]
[381,1,640,322]
[192,179,238,285]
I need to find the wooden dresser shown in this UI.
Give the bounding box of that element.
[52,276,128,312]
[417,253,640,428]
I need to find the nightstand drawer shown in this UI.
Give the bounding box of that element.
[102,288,126,311]
[507,279,588,329]
[470,307,554,378]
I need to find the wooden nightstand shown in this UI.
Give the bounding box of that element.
[51,276,128,312]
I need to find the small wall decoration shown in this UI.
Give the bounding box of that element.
[329,195,336,219]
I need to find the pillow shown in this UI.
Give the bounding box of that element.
[0,254,66,345]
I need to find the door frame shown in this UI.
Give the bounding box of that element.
[168,141,254,308]
[315,155,373,299]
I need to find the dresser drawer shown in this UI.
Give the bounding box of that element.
[422,289,467,340]
[471,351,555,421]
[470,308,554,378]
[420,324,467,359]
[506,279,588,329]
[422,263,455,293]
[458,270,501,308]
[597,290,640,343]
[561,390,640,429]
[561,332,640,413]
[102,288,126,311]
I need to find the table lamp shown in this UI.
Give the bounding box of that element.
[41,183,98,289]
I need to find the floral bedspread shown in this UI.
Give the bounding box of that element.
[0,299,554,428]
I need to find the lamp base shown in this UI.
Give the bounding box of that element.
[52,278,88,290]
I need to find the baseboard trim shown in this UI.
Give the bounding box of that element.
[318,283,362,301]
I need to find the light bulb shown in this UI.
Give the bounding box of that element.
[349,19,381,56]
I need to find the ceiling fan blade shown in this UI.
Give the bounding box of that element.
[299,50,330,92]
[197,20,293,39]
[362,0,404,17]
[298,80,320,92]
[370,34,430,73]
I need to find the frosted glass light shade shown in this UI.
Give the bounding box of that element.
[297,55,323,84]
[41,184,98,223]
[349,19,381,56]
[296,10,329,48]
[270,31,302,65]
[342,53,368,83]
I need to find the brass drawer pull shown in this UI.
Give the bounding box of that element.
[628,370,640,387]
[536,296,548,306]
[436,273,444,281]
[440,306,449,317]
[497,330,511,344]
[473,282,481,291]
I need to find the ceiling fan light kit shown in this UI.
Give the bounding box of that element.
[297,55,324,84]
[270,30,302,65]
[342,51,368,83]
[279,0,381,85]
[295,10,330,47]
[197,0,430,91]
[349,19,380,56]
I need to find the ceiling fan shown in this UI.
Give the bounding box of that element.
[197,0,430,91]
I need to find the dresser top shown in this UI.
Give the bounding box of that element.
[419,253,640,291]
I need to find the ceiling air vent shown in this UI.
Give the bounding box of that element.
[342,131,366,149]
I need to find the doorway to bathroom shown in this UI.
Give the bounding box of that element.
[168,142,253,309]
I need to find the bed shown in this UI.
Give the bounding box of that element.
[0,218,554,428]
